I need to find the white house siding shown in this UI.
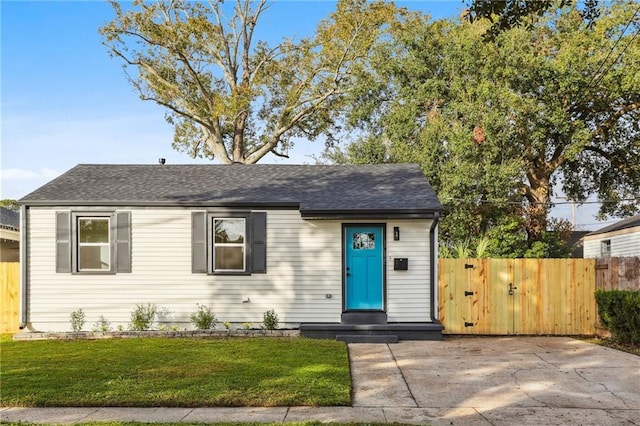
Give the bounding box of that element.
[25,207,433,332]
[385,220,432,322]
[583,227,640,258]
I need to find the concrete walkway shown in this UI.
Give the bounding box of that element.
[2,337,640,425]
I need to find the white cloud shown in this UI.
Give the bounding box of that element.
[1,168,39,180]
[0,168,64,199]
[0,167,62,181]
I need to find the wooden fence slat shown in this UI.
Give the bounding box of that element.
[439,258,597,336]
[1,262,20,333]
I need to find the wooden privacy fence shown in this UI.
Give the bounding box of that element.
[438,258,597,335]
[1,262,20,333]
[596,256,640,290]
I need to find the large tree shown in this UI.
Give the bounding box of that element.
[335,0,640,256]
[100,0,402,163]
[466,0,600,39]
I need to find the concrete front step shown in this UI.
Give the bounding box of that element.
[300,322,443,341]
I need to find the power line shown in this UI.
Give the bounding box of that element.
[584,3,640,92]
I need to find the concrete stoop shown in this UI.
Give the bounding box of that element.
[300,322,443,342]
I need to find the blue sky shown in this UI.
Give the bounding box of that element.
[0,0,609,229]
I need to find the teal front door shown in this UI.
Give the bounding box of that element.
[344,225,384,310]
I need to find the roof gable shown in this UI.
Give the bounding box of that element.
[588,214,640,236]
[19,164,442,216]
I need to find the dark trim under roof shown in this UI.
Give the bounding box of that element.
[19,164,442,216]
[587,213,640,236]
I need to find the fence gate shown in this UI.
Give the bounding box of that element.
[438,258,597,335]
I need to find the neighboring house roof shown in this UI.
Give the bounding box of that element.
[0,207,20,244]
[19,164,442,217]
[587,214,640,237]
[0,207,19,231]
[567,231,590,258]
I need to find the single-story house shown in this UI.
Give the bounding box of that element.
[583,213,640,258]
[1,207,20,262]
[18,163,444,341]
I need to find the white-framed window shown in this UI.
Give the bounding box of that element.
[55,211,131,274]
[213,217,246,271]
[600,239,611,257]
[191,211,266,275]
[77,217,111,271]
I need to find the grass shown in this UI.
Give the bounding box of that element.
[0,337,351,407]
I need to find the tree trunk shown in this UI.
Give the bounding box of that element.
[524,164,552,245]
[233,111,247,163]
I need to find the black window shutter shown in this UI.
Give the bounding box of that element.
[55,212,71,273]
[192,211,207,273]
[251,212,267,273]
[115,212,132,273]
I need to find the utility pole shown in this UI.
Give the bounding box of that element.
[555,196,577,228]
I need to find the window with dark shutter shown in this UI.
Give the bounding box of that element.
[55,210,131,274]
[251,212,267,274]
[191,210,266,275]
[56,212,71,273]
[192,211,207,273]
[115,212,131,273]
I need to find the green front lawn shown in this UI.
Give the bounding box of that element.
[0,337,351,407]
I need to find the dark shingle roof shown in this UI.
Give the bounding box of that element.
[0,207,20,230]
[587,214,640,236]
[19,164,442,216]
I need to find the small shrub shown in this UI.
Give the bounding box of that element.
[595,290,640,345]
[223,321,232,330]
[190,304,217,330]
[70,309,86,332]
[116,324,124,332]
[262,309,279,330]
[242,322,253,331]
[92,315,112,332]
[129,303,157,331]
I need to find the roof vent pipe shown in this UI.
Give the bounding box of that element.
[159,158,166,165]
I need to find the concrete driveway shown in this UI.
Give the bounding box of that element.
[350,336,640,425]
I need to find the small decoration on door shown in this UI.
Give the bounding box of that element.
[353,233,375,249]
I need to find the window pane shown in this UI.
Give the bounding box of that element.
[215,219,245,243]
[79,218,109,243]
[353,232,375,250]
[215,246,244,270]
[79,245,110,270]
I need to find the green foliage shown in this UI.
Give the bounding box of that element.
[0,338,351,407]
[69,309,86,332]
[242,322,253,331]
[262,309,280,330]
[340,0,639,256]
[595,290,640,345]
[0,199,19,211]
[92,315,112,333]
[189,304,217,330]
[465,0,600,40]
[484,217,528,258]
[222,321,232,330]
[129,303,157,331]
